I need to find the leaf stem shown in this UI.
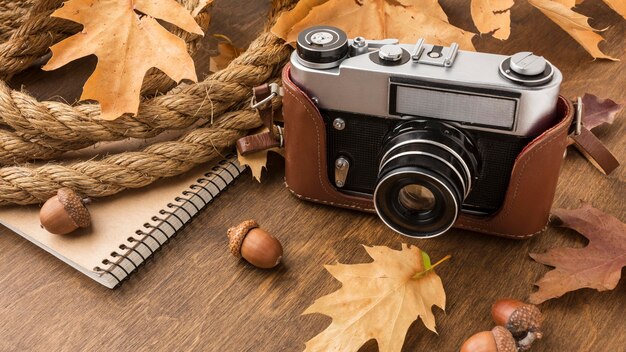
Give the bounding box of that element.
[413,254,451,279]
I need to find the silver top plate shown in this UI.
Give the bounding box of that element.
[290,42,562,137]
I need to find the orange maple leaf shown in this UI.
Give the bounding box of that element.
[470,0,514,40]
[272,0,475,51]
[528,0,618,61]
[43,0,204,120]
[303,244,447,352]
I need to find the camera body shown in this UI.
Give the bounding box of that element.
[283,26,570,238]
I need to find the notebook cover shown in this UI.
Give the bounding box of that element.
[0,160,240,288]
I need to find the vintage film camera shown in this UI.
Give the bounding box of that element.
[282,26,572,238]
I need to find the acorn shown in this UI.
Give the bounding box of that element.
[39,188,91,235]
[491,299,544,351]
[460,326,517,352]
[227,220,283,269]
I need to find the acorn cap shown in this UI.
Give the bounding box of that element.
[492,299,543,338]
[227,220,259,257]
[491,326,517,352]
[507,304,543,338]
[57,188,91,228]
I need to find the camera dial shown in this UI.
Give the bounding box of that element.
[510,52,546,75]
[310,31,335,45]
[296,26,349,69]
[374,120,480,238]
[499,52,554,86]
[379,44,403,62]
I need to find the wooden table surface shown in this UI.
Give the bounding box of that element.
[1,1,624,351]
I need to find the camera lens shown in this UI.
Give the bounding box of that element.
[398,184,436,212]
[374,120,480,238]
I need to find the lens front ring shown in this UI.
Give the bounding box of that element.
[380,139,473,197]
[381,150,468,198]
[373,120,480,238]
[374,169,460,238]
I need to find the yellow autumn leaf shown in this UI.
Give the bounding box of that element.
[528,0,618,60]
[43,0,204,120]
[272,0,475,51]
[470,0,514,40]
[303,244,447,352]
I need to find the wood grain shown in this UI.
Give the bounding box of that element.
[1,1,625,351]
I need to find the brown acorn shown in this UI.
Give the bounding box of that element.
[492,299,544,351]
[40,188,91,235]
[460,326,517,352]
[227,220,283,269]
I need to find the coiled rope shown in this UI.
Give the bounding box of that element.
[0,0,297,205]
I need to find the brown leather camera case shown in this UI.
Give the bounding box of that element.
[282,65,574,239]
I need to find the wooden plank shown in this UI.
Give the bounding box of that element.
[0,0,624,351]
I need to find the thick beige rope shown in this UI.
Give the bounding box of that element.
[0,31,291,162]
[0,0,297,205]
[0,0,34,42]
[0,0,81,78]
[0,107,265,205]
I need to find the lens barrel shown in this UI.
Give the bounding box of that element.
[374,120,480,237]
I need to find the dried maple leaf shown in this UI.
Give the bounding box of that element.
[272,0,329,38]
[554,1,625,19]
[470,0,514,40]
[529,203,626,304]
[581,93,624,130]
[552,0,583,7]
[528,0,618,61]
[43,0,204,120]
[210,35,245,72]
[272,0,475,51]
[303,244,448,352]
[192,0,214,17]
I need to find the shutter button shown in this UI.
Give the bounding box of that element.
[379,44,403,62]
[509,52,546,76]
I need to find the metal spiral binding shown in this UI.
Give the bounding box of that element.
[93,155,246,287]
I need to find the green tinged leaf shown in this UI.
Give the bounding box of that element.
[414,253,451,279]
[422,251,432,271]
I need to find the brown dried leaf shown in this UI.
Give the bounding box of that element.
[272,0,329,39]
[581,93,624,130]
[528,0,618,61]
[272,0,475,51]
[470,0,514,40]
[43,0,203,120]
[210,35,245,72]
[303,244,446,352]
[529,203,626,304]
[551,0,581,7]
[192,0,214,16]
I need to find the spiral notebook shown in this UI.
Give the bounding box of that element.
[0,156,245,288]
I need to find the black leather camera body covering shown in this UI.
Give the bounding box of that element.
[323,109,532,215]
